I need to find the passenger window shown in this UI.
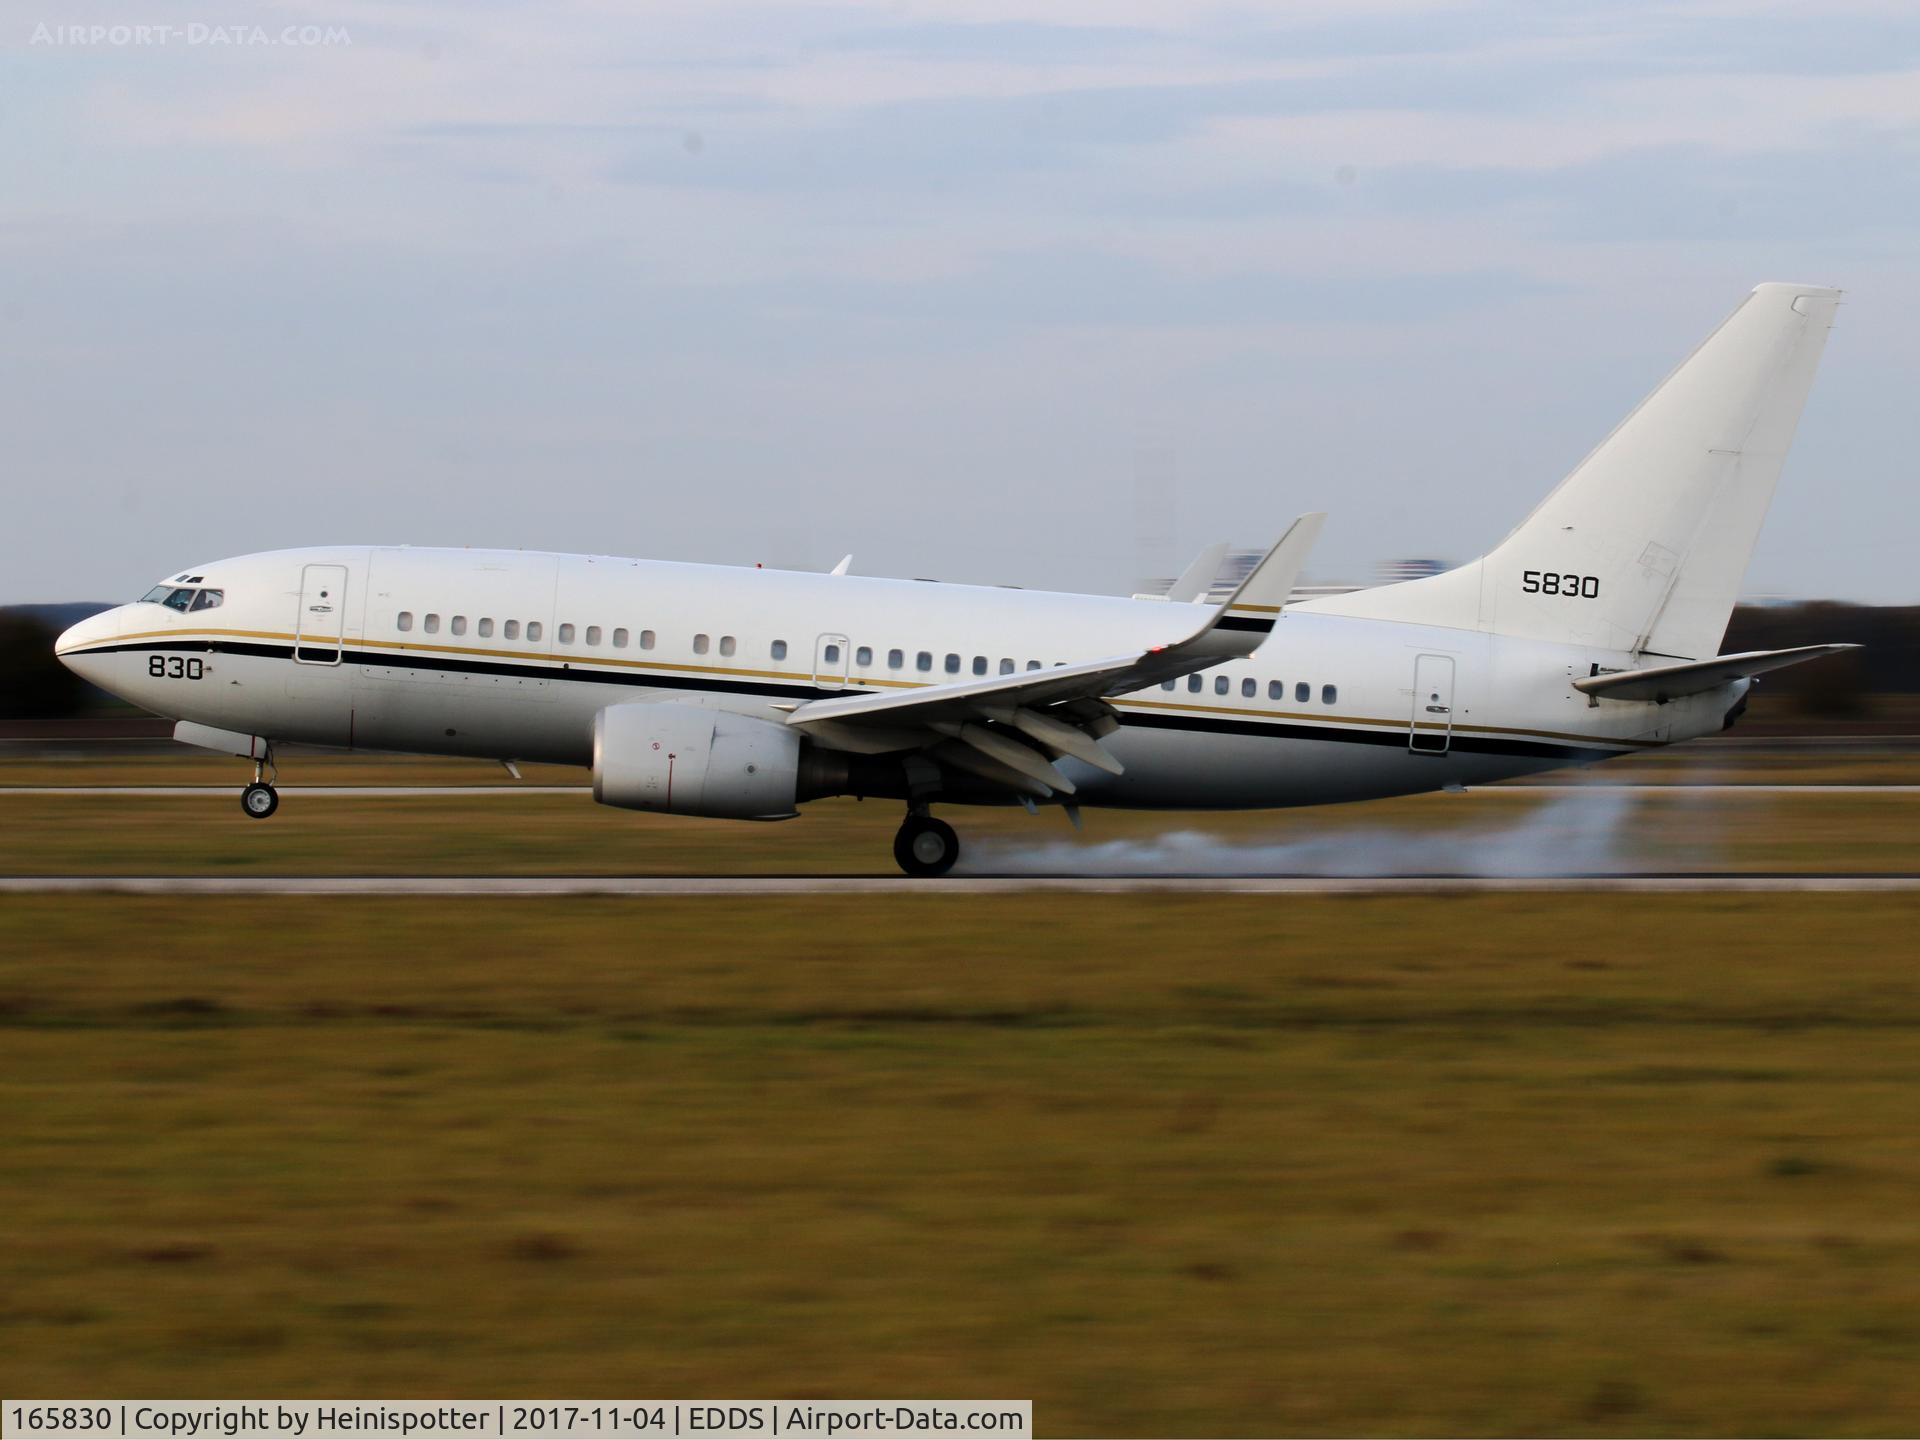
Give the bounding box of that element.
[424,614,441,635]
[771,639,787,660]
[888,649,904,670]
[478,618,494,638]
[558,623,576,644]
[999,658,1015,675]
[397,612,413,632]
[640,630,656,650]
[451,616,467,636]
[1188,675,1203,693]
[1214,675,1229,695]
[527,621,543,642]
[586,626,602,646]
[972,656,988,676]
[1161,680,1175,691]
[917,652,933,672]
[1295,682,1309,703]
[693,633,710,655]
[720,635,737,657]
[1268,680,1282,700]
[504,620,520,640]
[824,643,841,664]
[856,646,873,667]
[1242,678,1256,698]
[1026,660,1042,671]
[189,589,224,612]
[1322,684,1338,704]
[945,653,961,674]
[611,627,627,648]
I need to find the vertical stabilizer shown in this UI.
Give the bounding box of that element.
[1298,283,1841,658]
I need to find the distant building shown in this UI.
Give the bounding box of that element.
[1136,553,1455,603]
[1374,557,1449,584]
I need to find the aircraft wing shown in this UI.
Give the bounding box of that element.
[782,514,1324,796]
[1573,643,1859,703]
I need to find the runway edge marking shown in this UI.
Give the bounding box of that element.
[3,875,1920,895]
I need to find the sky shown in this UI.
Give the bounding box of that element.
[3,0,1918,603]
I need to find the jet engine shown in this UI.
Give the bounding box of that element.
[592,703,804,820]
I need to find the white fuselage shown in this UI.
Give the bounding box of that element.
[57,545,1742,808]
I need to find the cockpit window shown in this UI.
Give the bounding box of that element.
[142,585,218,612]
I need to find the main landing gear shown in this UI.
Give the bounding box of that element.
[893,813,960,877]
[240,748,279,820]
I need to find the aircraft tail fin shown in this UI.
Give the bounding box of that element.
[1298,283,1841,658]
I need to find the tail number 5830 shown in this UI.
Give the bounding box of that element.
[1522,571,1600,598]
[148,655,204,679]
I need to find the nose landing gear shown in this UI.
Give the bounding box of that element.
[240,748,279,820]
[893,813,960,877]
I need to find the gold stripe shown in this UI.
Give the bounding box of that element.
[113,626,295,645]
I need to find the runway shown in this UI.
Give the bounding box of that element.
[3,783,1919,797]
[4,874,1918,895]
[0,785,591,797]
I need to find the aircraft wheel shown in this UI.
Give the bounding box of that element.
[241,782,279,820]
[894,816,959,877]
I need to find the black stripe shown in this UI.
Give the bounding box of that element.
[87,638,1618,761]
[1116,709,1609,762]
[1212,615,1276,633]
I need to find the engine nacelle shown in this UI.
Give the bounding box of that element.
[593,703,802,819]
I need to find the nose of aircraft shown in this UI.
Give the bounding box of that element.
[55,606,124,682]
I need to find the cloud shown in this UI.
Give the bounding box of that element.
[4,0,1919,602]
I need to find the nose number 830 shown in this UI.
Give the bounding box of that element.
[148,654,205,680]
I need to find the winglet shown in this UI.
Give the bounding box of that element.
[829,555,853,576]
[1147,513,1324,664]
[1166,541,1229,603]
[1202,513,1325,638]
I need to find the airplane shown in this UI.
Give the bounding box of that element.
[55,282,1858,876]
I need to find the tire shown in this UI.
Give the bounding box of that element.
[241,782,279,819]
[893,816,959,877]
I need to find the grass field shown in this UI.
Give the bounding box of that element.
[4,893,1920,1434]
[5,750,1919,1433]
[5,739,1920,880]
[2,783,1918,876]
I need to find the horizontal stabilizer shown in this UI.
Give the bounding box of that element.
[1573,644,1858,703]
